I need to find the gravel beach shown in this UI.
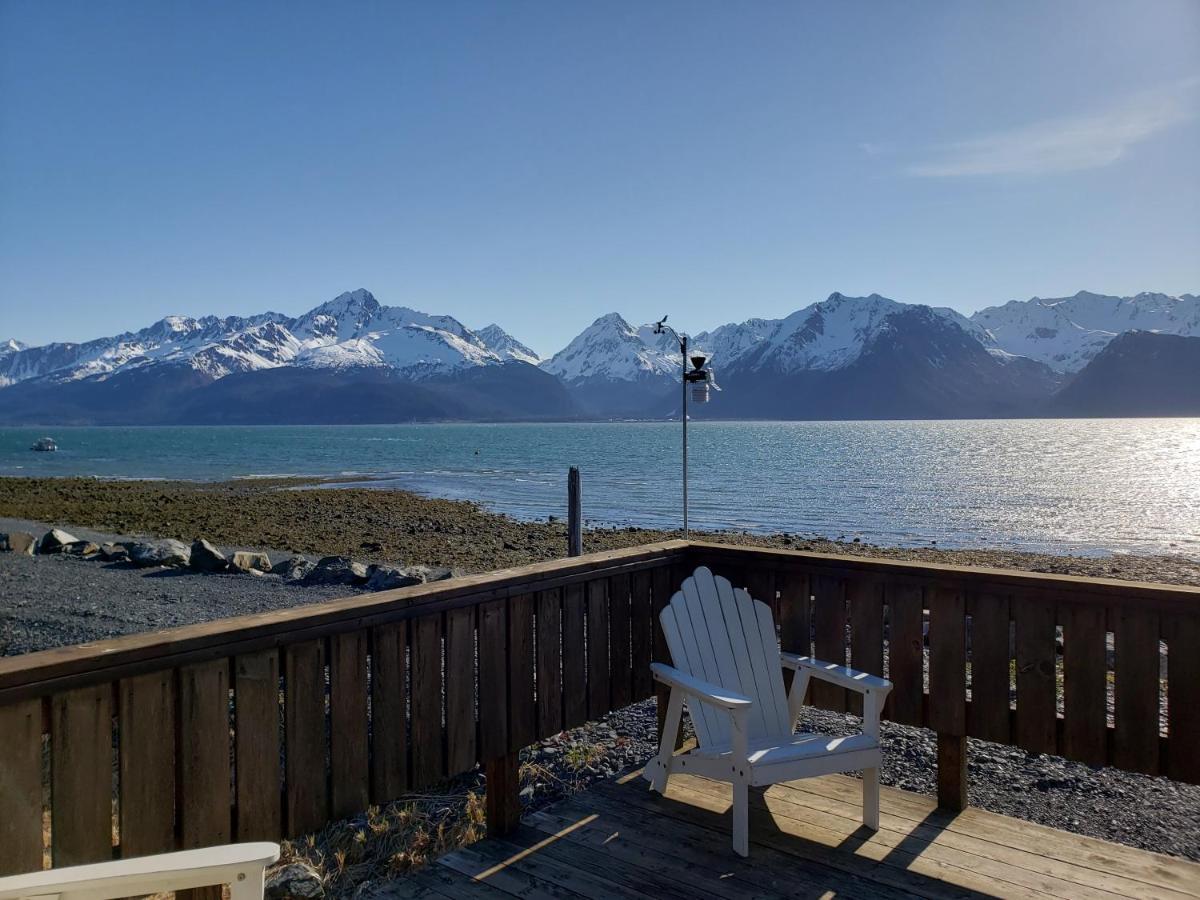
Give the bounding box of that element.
[2,476,1198,874]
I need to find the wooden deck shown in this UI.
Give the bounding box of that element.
[392,768,1200,899]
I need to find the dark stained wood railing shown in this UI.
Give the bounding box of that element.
[0,538,1197,878]
[0,541,686,876]
[688,541,1200,807]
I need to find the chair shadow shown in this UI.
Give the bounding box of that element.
[641,784,1004,900]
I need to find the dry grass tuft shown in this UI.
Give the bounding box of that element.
[276,789,485,896]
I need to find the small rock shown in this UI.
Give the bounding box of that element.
[274,556,314,583]
[303,556,368,586]
[128,539,191,568]
[99,542,129,562]
[63,540,100,557]
[405,564,462,583]
[365,564,423,591]
[38,528,80,554]
[230,550,272,574]
[190,539,228,572]
[1,532,37,555]
[265,862,325,900]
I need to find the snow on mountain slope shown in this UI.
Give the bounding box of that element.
[970,291,1200,372]
[477,324,541,364]
[542,293,998,389]
[0,289,507,386]
[697,293,984,375]
[540,313,677,384]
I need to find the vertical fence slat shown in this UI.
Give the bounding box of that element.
[51,684,113,866]
[370,623,408,803]
[411,613,446,789]
[119,671,176,856]
[886,584,924,725]
[445,606,478,776]
[608,574,632,712]
[285,639,328,836]
[630,571,654,702]
[179,659,232,851]
[561,584,587,730]
[848,579,884,718]
[0,699,45,875]
[586,579,610,721]
[811,576,847,712]
[1166,619,1200,787]
[536,589,564,737]
[508,594,536,753]
[330,631,369,818]
[1061,603,1107,767]
[479,599,509,760]
[1014,598,1057,754]
[778,571,810,696]
[928,587,967,737]
[234,650,281,842]
[1114,606,1160,775]
[967,591,1011,744]
[1166,614,1200,783]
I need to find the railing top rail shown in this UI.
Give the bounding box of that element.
[687,540,1200,610]
[0,540,689,700]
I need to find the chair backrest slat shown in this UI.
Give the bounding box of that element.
[663,567,790,746]
[661,598,725,746]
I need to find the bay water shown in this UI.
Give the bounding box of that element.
[1,419,1197,558]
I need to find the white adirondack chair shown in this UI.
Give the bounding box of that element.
[645,566,892,857]
[0,843,280,900]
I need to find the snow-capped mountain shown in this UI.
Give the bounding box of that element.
[969,291,1200,373]
[476,324,541,364]
[540,312,679,384]
[0,289,547,387]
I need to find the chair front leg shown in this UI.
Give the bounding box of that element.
[647,687,684,793]
[729,706,751,857]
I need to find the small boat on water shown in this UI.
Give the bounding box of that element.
[31,437,57,452]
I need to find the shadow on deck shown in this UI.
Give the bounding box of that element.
[393,769,1200,899]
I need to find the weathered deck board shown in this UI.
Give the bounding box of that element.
[394,769,1200,900]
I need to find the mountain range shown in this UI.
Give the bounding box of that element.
[1,288,1197,423]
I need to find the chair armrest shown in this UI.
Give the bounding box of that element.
[0,843,280,900]
[780,654,892,695]
[651,662,753,711]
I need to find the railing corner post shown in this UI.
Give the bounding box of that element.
[936,732,968,812]
[485,752,522,836]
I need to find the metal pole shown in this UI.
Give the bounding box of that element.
[567,466,582,557]
[681,334,688,539]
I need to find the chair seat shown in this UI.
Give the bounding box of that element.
[691,731,878,767]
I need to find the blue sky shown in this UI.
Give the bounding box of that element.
[2,2,1197,356]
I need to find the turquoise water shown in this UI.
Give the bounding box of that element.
[2,420,1198,558]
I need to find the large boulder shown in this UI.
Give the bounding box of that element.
[265,863,325,900]
[190,539,228,572]
[1,532,37,555]
[38,528,79,554]
[302,556,368,586]
[364,564,423,591]
[230,550,272,574]
[128,539,191,568]
[273,556,314,583]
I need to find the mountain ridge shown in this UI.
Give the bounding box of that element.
[2,287,1196,422]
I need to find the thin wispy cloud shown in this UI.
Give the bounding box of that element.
[907,77,1199,177]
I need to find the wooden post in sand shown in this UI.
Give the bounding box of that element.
[567,467,582,557]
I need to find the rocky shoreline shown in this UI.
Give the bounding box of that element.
[2,476,1198,583]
